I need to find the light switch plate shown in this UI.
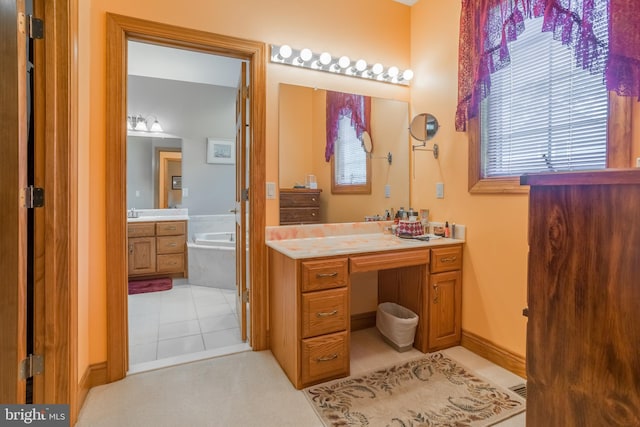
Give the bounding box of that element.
[266,182,276,199]
[636,157,640,168]
[436,182,444,199]
[182,188,189,197]
[384,184,391,198]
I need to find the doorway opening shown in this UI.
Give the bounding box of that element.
[105,14,268,383]
[125,41,250,373]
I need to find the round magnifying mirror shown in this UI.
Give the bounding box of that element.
[362,131,373,154]
[409,113,439,141]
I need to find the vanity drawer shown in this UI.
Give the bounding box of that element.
[430,246,462,273]
[156,253,184,273]
[156,221,186,236]
[302,288,348,338]
[156,235,185,254]
[301,331,349,386]
[280,190,321,207]
[127,222,155,238]
[280,207,320,224]
[301,258,348,292]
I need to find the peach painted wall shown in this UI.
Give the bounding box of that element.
[79,0,411,366]
[410,1,529,357]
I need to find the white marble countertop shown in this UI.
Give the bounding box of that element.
[127,215,189,223]
[126,208,189,223]
[266,233,463,259]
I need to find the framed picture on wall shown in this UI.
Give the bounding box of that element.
[171,176,182,190]
[206,138,235,165]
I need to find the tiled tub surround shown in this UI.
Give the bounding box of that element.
[266,221,466,388]
[187,214,237,289]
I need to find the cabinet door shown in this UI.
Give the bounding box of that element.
[128,237,156,275]
[428,270,461,350]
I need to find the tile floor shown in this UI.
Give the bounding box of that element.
[128,279,248,373]
[79,327,526,426]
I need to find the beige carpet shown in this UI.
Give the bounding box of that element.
[304,352,525,427]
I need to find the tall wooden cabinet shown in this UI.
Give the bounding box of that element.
[522,170,640,426]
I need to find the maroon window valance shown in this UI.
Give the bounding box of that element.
[456,0,640,132]
[325,91,371,162]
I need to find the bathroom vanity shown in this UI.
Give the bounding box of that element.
[267,224,463,389]
[127,209,189,279]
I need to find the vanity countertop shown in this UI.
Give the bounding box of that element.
[266,233,463,259]
[127,215,189,223]
[126,208,189,223]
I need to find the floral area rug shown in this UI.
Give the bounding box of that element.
[304,352,525,426]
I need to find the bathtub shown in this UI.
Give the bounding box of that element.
[187,215,237,290]
[194,232,236,248]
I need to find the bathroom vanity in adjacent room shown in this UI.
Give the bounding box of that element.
[266,223,464,389]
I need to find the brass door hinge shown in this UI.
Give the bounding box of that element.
[19,354,44,380]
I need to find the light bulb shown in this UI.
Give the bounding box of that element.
[278,45,292,59]
[402,69,414,81]
[134,116,147,131]
[300,48,313,62]
[387,66,399,78]
[355,59,367,72]
[150,120,163,132]
[371,63,383,75]
[319,52,332,65]
[338,56,350,69]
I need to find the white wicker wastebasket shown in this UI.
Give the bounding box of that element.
[376,302,419,352]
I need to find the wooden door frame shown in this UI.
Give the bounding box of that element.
[105,14,267,382]
[0,0,28,404]
[32,0,78,414]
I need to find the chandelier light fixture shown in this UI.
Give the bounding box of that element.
[270,44,414,86]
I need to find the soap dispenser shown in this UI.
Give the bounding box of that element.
[444,221,450,238]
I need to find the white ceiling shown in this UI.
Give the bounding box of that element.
[128,41,242,88]
[392,0,419,5]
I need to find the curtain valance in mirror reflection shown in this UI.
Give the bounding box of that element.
[325,91,371,161]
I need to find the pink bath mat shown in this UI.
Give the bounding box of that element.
[128,277,172,295]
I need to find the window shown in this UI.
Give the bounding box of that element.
[469,10,631,193]
[331,116,371,194]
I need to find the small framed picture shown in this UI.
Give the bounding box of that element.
[171,176,182,190]
[206,138,235,165]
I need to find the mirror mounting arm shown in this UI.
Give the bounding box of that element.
[369,152,393,165]
[412,142,439,159]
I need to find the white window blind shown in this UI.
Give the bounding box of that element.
[335,115,367,185]
[481,14,609,177]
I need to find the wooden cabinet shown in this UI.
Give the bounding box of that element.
[378,245,462,353]
[428,246,462,350]
[269,252,349,389]
[127,220,186,278]
[279,188,321,225]
[269,244,462,389]
[522,170,640,426]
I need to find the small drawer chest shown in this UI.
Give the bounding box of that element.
[279,188,321,225]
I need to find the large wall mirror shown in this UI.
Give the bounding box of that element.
[279,84,410,224]
[126,135,182,209]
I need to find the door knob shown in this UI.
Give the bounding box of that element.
[229,208,238,214]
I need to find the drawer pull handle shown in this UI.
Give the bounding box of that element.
[311,212,316,217]
[316,353,338,362]
[165,226,177,231]
[440,256,457,263]
[311,197,317,202]
[316,310,338,318]
[316,272,338,278]
[433,283,439,304]
[168,243,177,247]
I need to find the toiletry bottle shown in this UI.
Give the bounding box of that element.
[444,221,450,238]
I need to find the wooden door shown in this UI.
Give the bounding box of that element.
[234,61,248,341]
[428,270,461,350]
[0,0,28,404]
